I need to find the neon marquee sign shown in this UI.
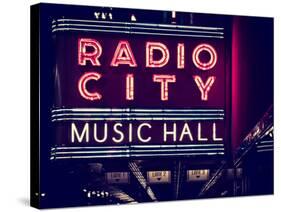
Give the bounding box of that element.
[51,19,227,159]
[77,39,217,102]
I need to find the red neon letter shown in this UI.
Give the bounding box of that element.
[110,41,137,67]
[126,74,134,100]
[153,75,176,101]
[78,38,102,66]
[146,42,170,68]
[192,43,217,70]
[78,72,102,101]
[193,75,215,101]
[177,43,185,69]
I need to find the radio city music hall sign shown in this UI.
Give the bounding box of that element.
[53,37,225,146]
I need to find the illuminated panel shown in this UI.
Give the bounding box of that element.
[177,43,185,69]
[126,74,134,100]
[187,169,210,182]
[192,43,217,70]
[106,172,130,184]
[78,72,102,101]
[78,38,102,66]
[110,40,137,67]
[146,42,170,68]
[147,171,171,184]
[193,76,216,101]
[153,74,176,101]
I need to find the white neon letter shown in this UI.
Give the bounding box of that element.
[213,122,223,141]
[163,123,177,142]
[71,123,89,143]
[113,123,124,143]
[93,123,108,143]
[179,123,194,141]
[137,123,152,143]
[198,122,208,141]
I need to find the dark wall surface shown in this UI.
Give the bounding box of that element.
[231,16,273,151]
